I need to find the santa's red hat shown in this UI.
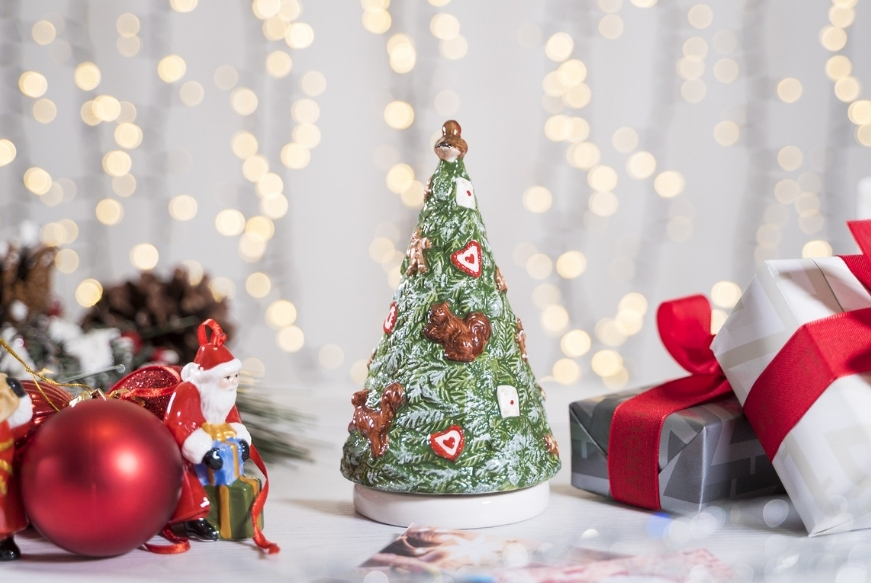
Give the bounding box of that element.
[184,319,241,381]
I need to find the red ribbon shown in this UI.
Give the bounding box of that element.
[607,295,732,510]
[742,220,871,461]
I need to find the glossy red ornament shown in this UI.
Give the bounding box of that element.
[12,381,73,447]
[20,399,183,557]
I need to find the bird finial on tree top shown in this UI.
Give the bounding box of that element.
[434,120,468,162]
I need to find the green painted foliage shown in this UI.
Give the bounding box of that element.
[341,158,560,494]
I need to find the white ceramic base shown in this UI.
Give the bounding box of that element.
[353,482,550,529]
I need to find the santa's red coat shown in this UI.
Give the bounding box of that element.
[0,421,27,538]
[164,381,243,524]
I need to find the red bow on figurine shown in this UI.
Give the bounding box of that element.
[608,295,732,510]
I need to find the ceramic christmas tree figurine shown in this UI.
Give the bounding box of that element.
[0,374,32,561]
[342,121,560,528]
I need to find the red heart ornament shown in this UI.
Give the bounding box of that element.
[430,425,465,462]
[451,241,482,278]
[383,302,398,334]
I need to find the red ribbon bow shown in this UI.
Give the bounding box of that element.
[607,295,732,510]
[743,220,871,461]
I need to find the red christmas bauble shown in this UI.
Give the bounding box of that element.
[20,399,183,557]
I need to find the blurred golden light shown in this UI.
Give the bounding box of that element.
[532,283,560,308]
[96,198,124,225]
[0,139,16,167]
[266,299,297,329]
[598,14,623,39]
[856,124,871,147]
[834,77,861,102]
[667,217,693,242]
[711,281,741,308]
[556,251,587,278]
[553,359,581,385]
[654,170,686,198]
[710,309,728,334]
[561,330,591,357]
[242,357,266,379]
[209,277,236,301]
[171,0,198,12]
[795,192,820,214]
[130,243,158,270]
[522,186,553,213]
[386,164,414,194]
[238,234,267,262]
[567,117,590,142]
[545,115,571,141]
[169,194,198,221]
[833,0,857,7]
[825,55,852,80]
[114,123,143,149]
[277,326,305,352]
[541,305,570,333]
[557,59,586,87]
[252,0,280,18]
[799,212,825,235]
[118,101,137,123]
[180,81,204,106]
[384,101,414,129]
[598,0,622,13]
[592,350,622,377]
[683,36,708,61]
[55,249,79,274]
[213,65,239,91]
[820,26,847,52]
[564,84,591,109]
[401,181,426,208]
[829,6,855,27]
[319,344,345,370]
[388,35,416,73]
[74,62,101,91]
[300,71,327,96]
[24,167,52,195]
[567,142,601,169]
[361,0,388,6]
[362,10,392,34]
[527,253,553,280]
[802,240,833,258]
[387,266,402,289]
[681,79,706,103]
[774,179,799,203]
[246,272,272,298]
[291,99,320,123]
[349,359,368,387]
[231,88,258,115]
[293,123,321,148]
[603,368,629,390]
[263,15,288,40]
[58,218,78,243]
[619,292,648,315]
[777,78,802,103]
[40,182,63,207]
[713,121,739,146]
[542,72,566,97]
[116,13,140,37]
[627,151,656,179]
[260,194,288,219]
[615,308,644,335]
[286,23,315,48]
[112,174,136,197]
[76,279,103,308]
[713,58,739,83]
[33,99,57,123]
[157,55,186,83]
[216,209,246,236]
[440,36,468,60]
[266,51,293,78]
[428,0,451,6]
[242,155,269,182]
[544,32,575,63]
[850,101,871,125]
[587,165,618,192]
[596,318,627,346]
[231,132,258,160]
[612,127,638,153]
[32,20,56,45]
[93,94,121,121]
[280,143,311,169]
[19,72,48,98]
[687,4,713,28]
[588,191,618,217]
[182,260,203,285]
[102,150,132,177]
[117,36,141,57]
[246,216,275,241]
[369,237,395,263]
[40,222,66,246]
[777,146,803,171]
[678,58,704,81]
[256,173,284,198]
[430,13,460,40]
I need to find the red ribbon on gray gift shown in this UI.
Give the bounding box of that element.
[607,294,732,510]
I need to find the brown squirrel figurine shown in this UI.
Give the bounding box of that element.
[424,302,491,362]
[348,383,405,458]
[434,120,468,162]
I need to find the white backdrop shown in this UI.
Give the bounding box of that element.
[1,0,868,394]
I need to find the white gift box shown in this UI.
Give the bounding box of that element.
[711,257,871,536]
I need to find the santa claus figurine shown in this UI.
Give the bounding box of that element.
[0,373,32,561]
[164,319,251,542]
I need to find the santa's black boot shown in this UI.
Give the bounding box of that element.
[0,537,21,561]
[184,519,219,542]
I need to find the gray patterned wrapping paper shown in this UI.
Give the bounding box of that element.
[570,389,783,513]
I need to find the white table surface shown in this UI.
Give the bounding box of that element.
[4,382,870,583]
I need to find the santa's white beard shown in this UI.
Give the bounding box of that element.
[196,377,238,423]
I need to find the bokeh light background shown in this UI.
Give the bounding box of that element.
[1,0,869,392]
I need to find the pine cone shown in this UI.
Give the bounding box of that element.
[81,267,235,363]
[0,243,57,326]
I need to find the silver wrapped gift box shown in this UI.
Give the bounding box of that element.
[570,389,783,513]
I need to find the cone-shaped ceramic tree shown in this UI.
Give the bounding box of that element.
[341,121,560,495]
